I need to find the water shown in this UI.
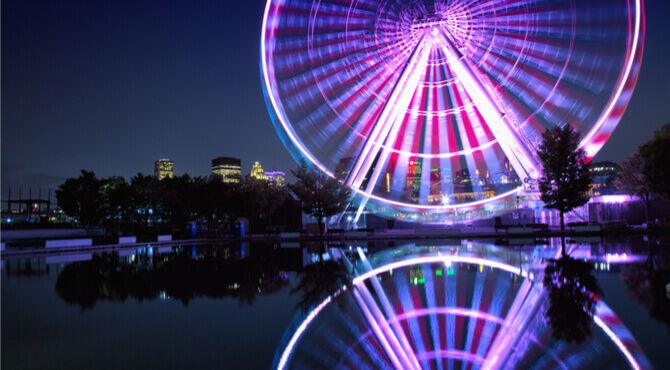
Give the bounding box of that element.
[2,237,669,369]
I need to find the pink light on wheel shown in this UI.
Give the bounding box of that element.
[261,0,645,222]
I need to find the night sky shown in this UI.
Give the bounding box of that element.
[3,0,670,195]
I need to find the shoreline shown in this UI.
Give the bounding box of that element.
[2,227,668,258]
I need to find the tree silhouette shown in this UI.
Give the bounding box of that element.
[616,152,654,223]
[289,161,351,240]
[56,168,292,233]
[99,176,133,231]
[640,123,670,201]
[54,247,289,310]
[543,239,602,343]
[537,126,592,230]
[129,173,159,226]
[56,170,103,226]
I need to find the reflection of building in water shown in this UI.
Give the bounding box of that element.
[211,157,242,183]
[250,161,269,181]
[3,257,50,277]
[154,159,174,180]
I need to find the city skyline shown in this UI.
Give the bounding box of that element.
[3,0,670,196]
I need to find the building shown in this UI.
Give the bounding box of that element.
[154,159,174,180]
[212,157,242,183]
[265,171,286,187]
[589,161,619,196]
[250,161,268,181]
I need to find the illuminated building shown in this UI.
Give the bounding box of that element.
[250,161,269,181]
[212,157,241,183]
[154,159,174,180]
[265,171,286,187]
[589,161,619,196]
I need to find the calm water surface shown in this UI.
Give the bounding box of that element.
[2,237,669,369]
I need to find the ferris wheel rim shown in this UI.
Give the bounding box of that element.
[260,0,645,212]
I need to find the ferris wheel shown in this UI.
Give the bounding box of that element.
[260,0,644,222]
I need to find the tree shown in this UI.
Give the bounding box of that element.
[99,176,132,229]
[56,170,103,226]
[639,123,670,201]
[238,177,288,228]
[130,173,159,226]
[158,174,195,229]
[289,161,352,239]
[537,125,592,230]
[615,152,654,222]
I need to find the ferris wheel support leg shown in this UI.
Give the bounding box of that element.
[347,35,429,191]
[348,34,432,223]
[437,30,541,183]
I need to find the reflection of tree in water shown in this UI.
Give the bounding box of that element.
[622,240,670,332]
[55,248,289,311]
[543,243,602,344]
[292,258,350,314]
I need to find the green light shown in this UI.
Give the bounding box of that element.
[418,277,425,284]
[446,269,455,276]
[436,269,443,276]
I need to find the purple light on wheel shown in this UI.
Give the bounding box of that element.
[273,251,650,369]
[261,0,645,222]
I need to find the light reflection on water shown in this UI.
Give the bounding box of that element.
[2,236,669,369]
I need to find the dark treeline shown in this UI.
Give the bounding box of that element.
[56,170,290,234]
[616,123,670,222]
[55,246,290,310]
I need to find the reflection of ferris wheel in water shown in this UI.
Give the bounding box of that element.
[272,244,651,369]
[261,0,644,223]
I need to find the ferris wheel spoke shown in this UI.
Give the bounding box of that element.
[435,28,541,182]
[263,0,644,222]
[347,34,430,190]
[348,34,432,222]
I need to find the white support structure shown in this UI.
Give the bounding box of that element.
[350,34,432,223]
[436,29,540,182]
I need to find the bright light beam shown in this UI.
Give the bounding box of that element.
[436,29,541,182]
[350,34,432,223]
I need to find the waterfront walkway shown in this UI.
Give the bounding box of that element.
[2,224,666,258]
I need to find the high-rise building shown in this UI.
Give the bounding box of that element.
[265,171,286,187]
[212,157,241,183]
[154,159,174,180]
[250,161,269,181]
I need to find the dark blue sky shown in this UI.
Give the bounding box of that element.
[3,0,670,194]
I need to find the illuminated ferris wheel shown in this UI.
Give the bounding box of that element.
[261,0,644,222]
